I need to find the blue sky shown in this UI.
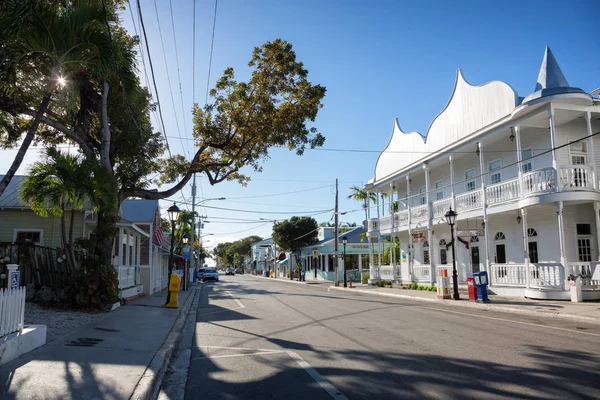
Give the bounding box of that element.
[2,0,599,263]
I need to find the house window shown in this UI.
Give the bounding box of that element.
[569,141,587,165]
[423,241,430,264]
[14,229,43,245]
[435,180,444,201]
[576,224,592,262]
[419,186,426,205]
[489,159,502,185]
[494,232,506,264]
[439,239,447,265]
[522,149,533,173]
[465,169,476,192]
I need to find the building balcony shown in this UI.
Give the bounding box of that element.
[369,165,599,235]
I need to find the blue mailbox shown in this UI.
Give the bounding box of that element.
[472,271,490,302]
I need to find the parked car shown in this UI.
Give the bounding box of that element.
[196,267,206,281]
[202,268,219,282]
[225,268,235,276]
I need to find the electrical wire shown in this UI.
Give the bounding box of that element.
[166,199,334,216]
[205,0,219,105]
[225,184,333,199]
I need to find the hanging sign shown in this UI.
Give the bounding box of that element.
[411,232,426,242]
[457,229,484,237]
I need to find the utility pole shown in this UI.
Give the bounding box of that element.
[190,174,197,279]
[334,178,339,287]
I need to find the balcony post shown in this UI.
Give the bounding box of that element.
[449,155,456,210]
[521,208,531,289]
[376,188,382,280]
[515,126,524,197]
[585,112,597,190]
[548,105,561,192]
[390,182,396,276]
[478,142,490,272]
[406,174,413,281]
[557,201,567,288]
[595,202,600,262]
[423,164,434,284]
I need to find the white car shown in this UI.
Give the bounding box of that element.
[202,268,219,282]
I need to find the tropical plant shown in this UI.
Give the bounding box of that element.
[19,148,113,270]
[347,185,377,227]
[272,216,318,271]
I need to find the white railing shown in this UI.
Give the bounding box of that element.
[0,287,26,337]
[559,165,594,191]
[568,262,600,287]
[523,168,556,196]
[368,219,379,232]
[380,266,394,280]
[379,215,393,230]
[413,265,431,281]
[411,204,429,223]
[530,263,563,289]
[490,264,526,286]
[394,210,409,227]
[486,178,520,205]
[455,190,482,212]
[432,198,452,218]
[117,266,137,289]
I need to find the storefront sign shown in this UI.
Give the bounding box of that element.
[457,229,484,237]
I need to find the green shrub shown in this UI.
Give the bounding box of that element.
[68,264,119,308]
[361,273,370,284]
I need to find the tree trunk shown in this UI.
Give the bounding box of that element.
[0,85,55,197]
[68,205,78,270]
[101,80,112,173]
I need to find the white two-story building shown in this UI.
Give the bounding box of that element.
[364,46,600,300]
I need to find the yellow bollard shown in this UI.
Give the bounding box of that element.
[165,273,181,308]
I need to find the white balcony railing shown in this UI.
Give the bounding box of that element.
[568,262,600,287]
[413,265,431,281]
[486,178,520,205]
[455,189,482,213]
[368,219,379,232]
[523,168,556,196]
[379,215,393,230]
[559,165,594,191]
[490,264,526,286]
[0,287,25,338]
[432,198,452,218]
[380,266,394,280]
[530,263,563,289]
[394,210,409,227]
[411,204,429,223]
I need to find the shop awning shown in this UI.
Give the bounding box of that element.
[276,258,288,264]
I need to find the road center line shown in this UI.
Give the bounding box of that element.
[226,291,245,309]
[286,350,349,400]
[420,306,600,337]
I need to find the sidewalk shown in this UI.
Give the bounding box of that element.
[0,286,197,400]
[329,283,600,325]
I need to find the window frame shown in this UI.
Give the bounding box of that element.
[521,148,533,173]
[488,159,502,185]
[465,168,476,192]
[435,180,445,201]
[13,228,44,245]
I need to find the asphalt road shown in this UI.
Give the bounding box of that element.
[184,275,600,400]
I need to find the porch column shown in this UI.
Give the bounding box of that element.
[449,155,456,210]
[424,163,434,285]
[406,174,413,281]
[390,182,396,275]
[521,209,531,289]
[557,201,567,287]
[595,203,600,262]
[478,142,490,272]
[548,106,560,192]
[118,227,124,267]
[358,254,362,273]
[515,126,524,197]
[136,235,142,286]
[585,112,597,189]
[376,188,382,278]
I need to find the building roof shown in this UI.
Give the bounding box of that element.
[120,199,159,224]
[0,175,27,209]
[305,226,371,248]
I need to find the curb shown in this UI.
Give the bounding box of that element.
[328,286,600,326]
[130,287,199,400]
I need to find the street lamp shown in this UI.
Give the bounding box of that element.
[166,203,180,305]
[182,233,189,291]
[342,236,348,288]
[444,207,460,300]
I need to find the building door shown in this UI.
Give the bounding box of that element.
[576,224,593,262]
[471,245,480,273]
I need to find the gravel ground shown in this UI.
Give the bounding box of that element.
[24,302,107,343]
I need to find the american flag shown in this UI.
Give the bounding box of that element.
[153,228,165,245]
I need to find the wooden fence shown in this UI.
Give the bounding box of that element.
[0,242,76,289]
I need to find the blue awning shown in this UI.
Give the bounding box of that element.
[276,258,288,264]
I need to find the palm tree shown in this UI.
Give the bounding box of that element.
[347,185,377,228]
[0,0,114,197]
[19,148,114,270]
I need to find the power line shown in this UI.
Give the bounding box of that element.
[205,0,219,104]
[136,0,171,157]
[153,0,187,158]
[226,184,333,199]
[165,198,334,216]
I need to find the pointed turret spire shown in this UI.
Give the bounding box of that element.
[534,46,569,91]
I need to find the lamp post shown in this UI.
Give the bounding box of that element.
[182,233,189,291]
[165,203,180,305]
[342,236,348,288]
[444,207,460,300]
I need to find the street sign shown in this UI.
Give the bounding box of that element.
[182,246,191,261]
[457,229,484,237]
[10,271,20,289]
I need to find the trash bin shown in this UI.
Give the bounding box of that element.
[473,271,490,302]
[467,276,477,301]
[437,268,450,299]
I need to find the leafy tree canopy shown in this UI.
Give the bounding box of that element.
[272,216,318,253]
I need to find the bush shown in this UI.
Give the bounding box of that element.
[361,273,370,284]
[68,264,119,308]
[376,280,393,287]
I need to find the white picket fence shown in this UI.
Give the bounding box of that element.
[0,287,26,337]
